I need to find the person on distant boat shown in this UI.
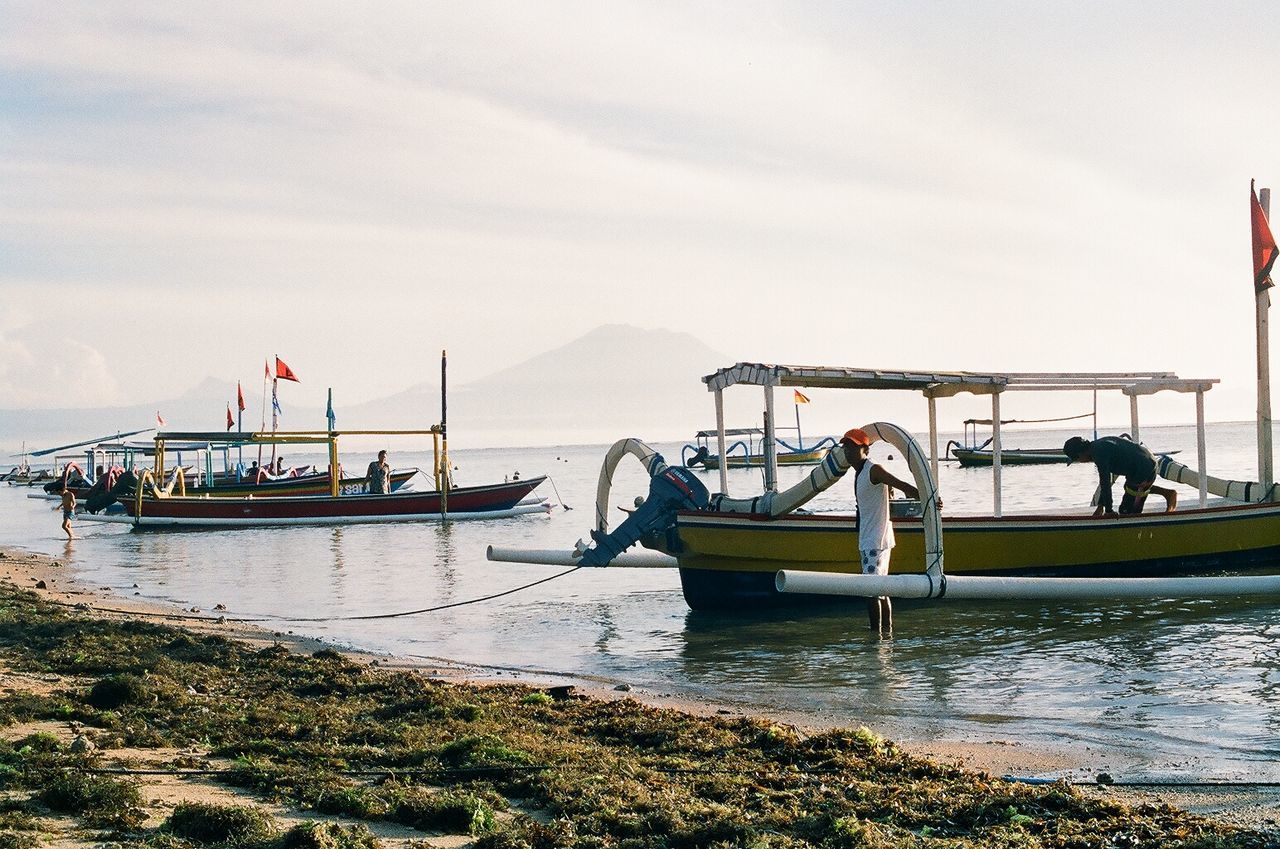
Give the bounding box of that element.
[367,450,391,494]
[55,486,76,540]
[841,428,921,637]
[274,456,286,476]
[1063,436,1178,516]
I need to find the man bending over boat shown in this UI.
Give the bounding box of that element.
[841,428,920,636]
[1063,436,1178,517]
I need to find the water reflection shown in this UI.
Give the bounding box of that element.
[3,423,1280,779]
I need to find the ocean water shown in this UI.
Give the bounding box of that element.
[3,421,1278,782]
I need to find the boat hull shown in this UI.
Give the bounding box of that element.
[701,449,827,469]
[94,477,547,528]
[667,503,1280,609]
[950,448,1178,468]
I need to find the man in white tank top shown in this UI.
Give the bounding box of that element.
[841,428,920,635]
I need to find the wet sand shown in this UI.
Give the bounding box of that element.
[3,544,1277,836]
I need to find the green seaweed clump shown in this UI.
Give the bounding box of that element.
[166,801,277,844]
[38,770,146,830]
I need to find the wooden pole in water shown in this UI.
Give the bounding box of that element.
[440,349,448,517]
[1258,187,1274,494]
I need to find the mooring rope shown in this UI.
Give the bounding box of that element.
[35,566,584,624]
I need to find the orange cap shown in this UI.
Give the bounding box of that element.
[840,428,872,446]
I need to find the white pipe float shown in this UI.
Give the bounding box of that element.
[776,569,1280,600]
[1158,455,1277,504]
[487,545,677,568]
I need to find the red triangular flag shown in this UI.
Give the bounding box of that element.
[156,411,166,427]
[226,404,234,431]
[237,381,246,412]
[1252,180,1277,294]
[264,359,271,379]
[275,356,300,383]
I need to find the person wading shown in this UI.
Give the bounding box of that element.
[840,428,920,636]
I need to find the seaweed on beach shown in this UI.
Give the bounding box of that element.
[0,582,1272,848]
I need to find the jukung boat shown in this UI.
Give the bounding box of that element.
[681,389,835,469]
[945,412,1179,468]
[491,187,1280,608]
[82,428,547,528]
[82,352,550,528]
[491,364,1280,609]
[681,428,835,469]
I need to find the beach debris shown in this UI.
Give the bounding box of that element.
[614,683,632,691]
[214,603,226,611]
[69,734,95,754]
[34,580,45,589]
[1096,772,1115,785]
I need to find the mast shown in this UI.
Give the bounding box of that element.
[1258,187,1274,493]
[440,349,450,516]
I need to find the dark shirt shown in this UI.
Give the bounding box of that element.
[366,460,391,494]
[1091,437,1157,511]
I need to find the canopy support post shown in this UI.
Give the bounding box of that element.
[1196,388,1208,508]
[991,392,1003,517]
[763,385,777,492]
[1129,393,1140,444]
[927,393,939,487]
[714,388,728,495]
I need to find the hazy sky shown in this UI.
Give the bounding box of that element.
[3,1,1279,426]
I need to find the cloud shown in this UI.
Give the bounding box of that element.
[0,326,120,407]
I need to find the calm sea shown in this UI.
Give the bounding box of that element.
[3,421,1278,782]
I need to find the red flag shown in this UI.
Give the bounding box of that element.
[156,411,166,427]
[264,359,271,379]
[226,404,234,431]
[237,381,246,412]
[1252,180,1277,294]
[275,356,300,383]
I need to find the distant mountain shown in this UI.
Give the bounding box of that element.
[1,326,729,454]
[341,324,728,445]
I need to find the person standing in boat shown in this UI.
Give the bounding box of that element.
[1063,436,1178,516]
[840,428,920,636]
[366,450,391,495]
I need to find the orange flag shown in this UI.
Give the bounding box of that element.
[794,390,811,404]
[1252,180,1277,294]
[275,356,300,383]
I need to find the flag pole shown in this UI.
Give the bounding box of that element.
[1258,187,1274,493]
[258,360,268,473]
[794,399,803,450]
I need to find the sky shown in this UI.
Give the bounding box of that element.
[3,1,1280,431]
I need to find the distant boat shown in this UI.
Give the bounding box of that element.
[682,428,835,469]
[944,416,1176,468]
[81,351,550,528]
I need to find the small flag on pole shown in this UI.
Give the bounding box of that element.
[237,381,246,412]
[156,411,166,427]
[226,404,234,431]
[794,390,811,404]
[275,356,300,383]
[326,388,336,431]
[1252,180,1277,294]
[264,359,271,379]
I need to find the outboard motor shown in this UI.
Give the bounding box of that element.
[580,465,709,566]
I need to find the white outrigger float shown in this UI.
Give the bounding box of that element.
[489,188,1280,609]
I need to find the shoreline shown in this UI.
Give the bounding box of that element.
[3,543,1278,836]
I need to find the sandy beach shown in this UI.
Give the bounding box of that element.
[2,543,1278,844]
